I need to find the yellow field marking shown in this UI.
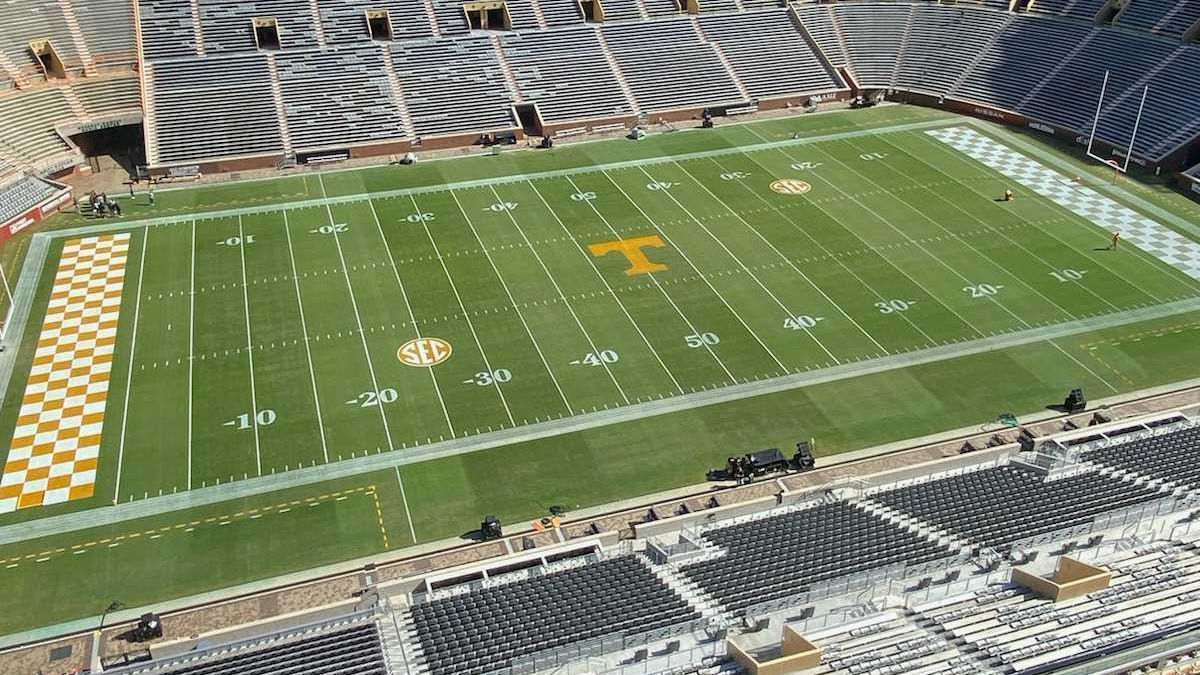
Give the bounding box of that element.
[1081,321,1200,350]
[0,486,380,567]
[1083,345,1138,388]
[1,233,132,513]
[588,235,669,276]
[368,488,389,549]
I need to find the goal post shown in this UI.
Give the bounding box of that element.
[1085,69,1150,177]
[0,260,12,343]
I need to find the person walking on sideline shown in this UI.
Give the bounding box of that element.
[1108,232,1121,250]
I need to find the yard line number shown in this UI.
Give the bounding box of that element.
[571,350,619,367]
[311,223,349,235]
[218,235,255,247]
[875,299,915,314]
[227,410,276,429]
[1050,269,1087,283]
[685,332,720,348]
[349,388,399,408]
[465,369,513,386]
[784,315,824,330]
[963,283,1004,298]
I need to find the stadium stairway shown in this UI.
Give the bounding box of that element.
[633,552,726,619]
[490,35,525,106]
[61,83,90,122]
[265,55,295,158]
[853,496,975,556]
[57,0,96,74]
[189,0,205,55]
[379,47,417,140]
[141,61,161,165]
[691,18,752,102]
[596,29,642,117]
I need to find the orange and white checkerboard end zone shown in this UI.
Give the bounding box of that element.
[0,233,130,514]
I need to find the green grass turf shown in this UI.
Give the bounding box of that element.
[1,107,1199,635]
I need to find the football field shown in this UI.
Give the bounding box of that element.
[94,124,1200,501]
[3,109,1200,634]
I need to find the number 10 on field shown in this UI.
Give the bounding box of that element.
[224,410,276,429]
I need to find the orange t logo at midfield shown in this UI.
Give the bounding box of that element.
[588,235,668,276]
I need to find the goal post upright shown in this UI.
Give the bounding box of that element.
[1085,68,1150,176]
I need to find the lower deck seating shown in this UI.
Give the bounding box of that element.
[602,18,744,112]
[682,501,956,611]
[149,54,283,164]
[1082,424,1200,490]
[0,175,57,225]
[1118,0,1200,35]
[118,618,387,675]
[834,3,912,88]
[409,555,698,675]
[895,4,1012,95]
[698,10,842,100]
[276,46,409,150]
[502,26,633,123]
[871,464,1169,550]
[392,37,516,137]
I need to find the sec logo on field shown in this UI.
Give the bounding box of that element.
[397,337,452,367]
[770,179,812,195]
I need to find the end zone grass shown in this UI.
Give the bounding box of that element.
[1,105,1199,636]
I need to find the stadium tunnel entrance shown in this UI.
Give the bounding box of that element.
[67,123,146,181]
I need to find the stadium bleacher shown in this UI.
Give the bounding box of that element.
[147,54,283,164]
[1080,423,1200,490]
[107,615,387,675]
[601,17,745,112]
[0,174,58,225]
[501,26,634,124]
[681,500,959,611]
[1118,0,1200,36]
[697,9,843,100]
[868,464,1171,550]
[275,46,410,151]
[408,555,699,675]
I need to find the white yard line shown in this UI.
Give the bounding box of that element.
[408,193,521,425]
[1048,340,1119,393]
[486,184,629,405]
[726,152,940,347]
[318,177,418,541]
[445,189,574,416]
[366,197,455,439]
[806,142,1065,328]
[678,158,888,356]
[325,219,396,449]
[739,137,987,340]
[236,215,264,476]
[282,211,331,463]
[528,179,685,395]
[319,175,399,453]
[394,465,418,544]
[187,220,196,489]
[112,228,149,504]
[599,171,784,377]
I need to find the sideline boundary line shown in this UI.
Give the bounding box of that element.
[2,295,1199,547]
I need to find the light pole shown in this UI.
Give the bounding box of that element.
[99,600,124,634]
